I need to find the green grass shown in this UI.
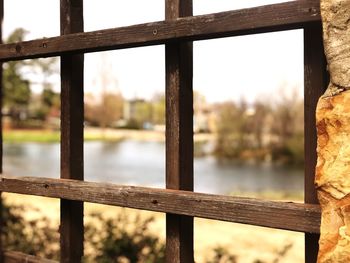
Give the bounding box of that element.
[4,130,60,143]
[3,130,124,143]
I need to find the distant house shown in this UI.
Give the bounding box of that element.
[194,105,215,133]
[122,99,154,129]
[123,99,146,121]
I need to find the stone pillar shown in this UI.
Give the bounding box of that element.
[316,0,350,262]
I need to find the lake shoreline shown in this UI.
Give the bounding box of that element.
[3,128,214,143]
[3,140,304,195]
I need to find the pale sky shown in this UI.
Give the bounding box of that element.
[3,0,302,103]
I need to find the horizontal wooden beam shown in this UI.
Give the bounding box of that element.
[0,0,320,61]
[0,175,321,233]
[3,251,57,263]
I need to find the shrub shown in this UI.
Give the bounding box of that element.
[1,201,164,262]
[1,202,59,260]
[84,212,165,263]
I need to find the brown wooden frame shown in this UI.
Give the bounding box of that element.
[0,0,325,262]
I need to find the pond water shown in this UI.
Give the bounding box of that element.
[3,140,303,195]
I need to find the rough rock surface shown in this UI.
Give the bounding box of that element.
[316,92,350,262]
[321,0,350,97]
[316,1,350,262]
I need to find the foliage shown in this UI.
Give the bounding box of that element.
[26,56,60,123]
[30,88,60,122]
[3,29,31,124]
[85,92,124,128]
[1,201,164,262]
[214,89,304,165]
[1,200,297,263]
[151,94,165,125]
[214,101,250,159]
[4,28,60,125]
[1,202,59,260]
[205,246,237,263]
[3,62,31,119]
[270,132,304,166]
[124,119,142,130]
[132,100,153,128]
[84,92,165,130]
[123,94,165,129]
[84,212,165,263]
[250,101,270,149]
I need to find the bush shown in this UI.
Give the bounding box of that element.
[1,202,59,260]
[1,201,164,262]
[84,212,165,263]
[205,246,237,263]
[270,132,304,166]
[0,200,294,263]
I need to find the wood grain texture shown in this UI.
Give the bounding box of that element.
[0,0,320,62]
[60,1,84,262]
[0,175,321,233]
[304,22,328,263]
[165,0,194,262]
[3,251,57,263]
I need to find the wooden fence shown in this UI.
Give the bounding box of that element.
[0,0,326,262]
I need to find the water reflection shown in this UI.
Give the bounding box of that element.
[195,157,302,195]
[3,140,303,195]
[4,143,60,178]
[85,141,165,187]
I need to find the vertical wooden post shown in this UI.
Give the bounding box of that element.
[304,22,328,263]
[60,0,84,262]
[165,1,194,262]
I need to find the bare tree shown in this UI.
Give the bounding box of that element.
[87,54,124,131]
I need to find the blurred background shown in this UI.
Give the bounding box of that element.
[2,0,305,262]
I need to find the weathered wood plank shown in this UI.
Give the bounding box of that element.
[3,251,57,263]
[304,22,328,263]
[60,0,84,262]
[0,175,321,233]
[0,0,320,62]
[165,0,194,262]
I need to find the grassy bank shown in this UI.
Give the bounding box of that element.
[3,129,132,143]
[3,129,214,144]
[4,130,60,143]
